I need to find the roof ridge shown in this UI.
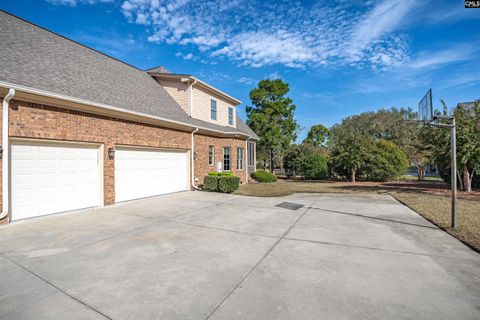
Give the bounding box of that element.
[0,9,144,73]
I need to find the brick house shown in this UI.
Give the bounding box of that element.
[0,11,258,224]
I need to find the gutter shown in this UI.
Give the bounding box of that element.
[0,88,15,221]
[188,79,197,116]
[191,128,200,190]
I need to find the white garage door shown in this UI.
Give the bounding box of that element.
[11,141,101,221]
[115,147,188,202]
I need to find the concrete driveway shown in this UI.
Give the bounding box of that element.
[0,192,479,320]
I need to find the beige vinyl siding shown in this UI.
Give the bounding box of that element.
[192,86,236,127]
[156,79,190,115]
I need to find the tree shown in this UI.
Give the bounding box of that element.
[246,79,298,172]
[330,129,370,183]
[303,124,332,147]
[328,107,432,180]
[284,144,328,179]
[360,140,410,182]
[425,100,480,192]
[303,153,328,180]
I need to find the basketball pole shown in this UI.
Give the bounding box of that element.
[451,117,457,228]
[431,116,457,228]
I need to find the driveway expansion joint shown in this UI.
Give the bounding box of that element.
[283,237,475,261]
[307,206,440,230]
[0,253,113,320]
[166,220,281,239]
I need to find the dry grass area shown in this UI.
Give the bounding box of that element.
[235,180,480,252]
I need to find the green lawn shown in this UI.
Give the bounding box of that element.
[398,175,443,182]
[235,180,480,252]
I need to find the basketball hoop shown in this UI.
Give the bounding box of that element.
[418,89,457,228]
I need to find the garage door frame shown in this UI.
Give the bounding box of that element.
[114,144,190,203]
[9,138,105,220]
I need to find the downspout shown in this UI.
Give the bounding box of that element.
[0,88,15,221]
[188,79,197,116]
[191,127,200,190]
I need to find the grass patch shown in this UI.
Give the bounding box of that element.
[398,175,443,182]
[235,180,480,252]
[391,192,480,252]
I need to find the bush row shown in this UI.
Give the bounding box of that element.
[203,175,240,193]
[208,172,234,176]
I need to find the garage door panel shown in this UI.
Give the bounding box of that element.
[11,142,101,221]
[115,148,188,202]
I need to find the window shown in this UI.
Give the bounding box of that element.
[208,146,214,166]
[237,147,244,170]
[210,99,217,120]
[248,142,255,166]
[228,107,234,125]
[247,142,255,174]
[223,147,231,171]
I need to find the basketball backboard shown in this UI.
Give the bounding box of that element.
[418,89,433,123]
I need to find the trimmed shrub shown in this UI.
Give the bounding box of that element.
[218,176,240,193]
[251,170,278,183]
[303,154,328,180]
[208,172,234,176]
[203,175,219,191]
[203,175,240,193]
[360,140,409,182]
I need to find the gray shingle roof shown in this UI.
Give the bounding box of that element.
[0,11,258,139]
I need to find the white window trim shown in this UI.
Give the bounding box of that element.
[210,98,218,121]
[223,147,231,171]
[237,147,244,171]
[228,107,235,126]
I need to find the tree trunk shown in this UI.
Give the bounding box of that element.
[351,167,356,183]
[417,166,425,181]
[470,170,475,190]
[463,165,472,193]
[269,149,274,173]
[456,169,464,191]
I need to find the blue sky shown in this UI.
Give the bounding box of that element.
[1,0,479,141]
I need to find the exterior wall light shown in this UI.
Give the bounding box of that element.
[108,147,115,160]
[193,152,197,160]
[0,146,3,159]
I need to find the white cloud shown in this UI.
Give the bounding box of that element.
[47,0,114,6]
[408,46,476,69]
[236,77,256,85]
[175,52,197,61]
[348,0,417,58]
[117,0,420,70]
[268,72,281,80]
[211,31,314,68]
[50,0,460,71]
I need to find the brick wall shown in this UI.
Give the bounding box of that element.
[0,99,192,224]
[194,134,248,185]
